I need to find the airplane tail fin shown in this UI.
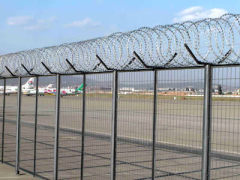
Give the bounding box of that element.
[23,78,34,88]
[25,78,34,86]
[75,83,84,92]
[47,84,54,88]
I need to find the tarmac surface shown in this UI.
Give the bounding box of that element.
[0,163,38,179]
[0,94,240,179]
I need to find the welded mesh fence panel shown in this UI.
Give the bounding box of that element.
[1,66,240,180]
[211,67,240,179]
[19,77,35,173]
[35,76,56,179]
[155,69,204,179]
[0,79,3,162]
[58,75,83,179]
[83,73,112,179]
[116,71,153,179]
[3,78,17,166]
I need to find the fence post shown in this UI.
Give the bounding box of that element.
[33,76,39,176]
[1,78,6,163]
[54,74,61,180]
[16,77,22,174]
[152,70,158,179]
[80,74,86,180]
[201,64,213,180]
[111,71,118,180]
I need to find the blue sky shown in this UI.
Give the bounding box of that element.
[0,0,239,55]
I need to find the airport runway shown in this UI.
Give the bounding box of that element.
[0,94,240,179]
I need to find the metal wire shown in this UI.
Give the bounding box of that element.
[35,76,56,179]
[19,78,35,173]
[211,66,240,179]
[156,69,204,179]
[58,75,83,179]
[84,73,112,179]
[2,79,17,166]
[116,71,153,179]
[0,14,240,77]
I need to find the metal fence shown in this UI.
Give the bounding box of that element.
[1,65,240,180]
[1,14,240,180]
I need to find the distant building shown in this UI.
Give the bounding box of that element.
[157,88,175,92]
[158,88,170,92]
[120,87,135,92]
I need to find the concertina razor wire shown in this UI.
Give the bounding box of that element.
[0,13,240,77]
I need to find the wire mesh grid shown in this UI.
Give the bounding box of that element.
[0,13,240,180]
[58,75,83,179]
[83,73,112,179]
[19,77,35,173]
[155,69,204,179]
[0,67,240,179]
[210,67,240,179]
[3,79,17,166]
[116,71,153,179]
[0,14,240,179]
[35,76,56,179]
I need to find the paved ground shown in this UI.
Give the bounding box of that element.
[0,163,38,179]
[0,93,240,179]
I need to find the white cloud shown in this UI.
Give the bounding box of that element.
[7,16,56,31]
[66,18,101,28]
[173,6,228,23]
[7,16,33,26]
[179,6,203,16]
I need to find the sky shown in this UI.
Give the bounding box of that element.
[0,0,239,55]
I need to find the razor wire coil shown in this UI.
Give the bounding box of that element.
[0,13,240,77]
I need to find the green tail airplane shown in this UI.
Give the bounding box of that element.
[75,83,84,94]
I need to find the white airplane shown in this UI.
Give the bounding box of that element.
[22,78,35,94]
[0,78,34,95]
[42,84,56,95]
[41,84,83,96]
[35,84,64,96]
[23,83,84,96]
[26,84,55,96]
[61,87,76,95]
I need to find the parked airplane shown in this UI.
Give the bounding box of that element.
[25,84,56,96]
[75,83,84,94]
[25,83,84,96]
[59,84,84,96]
[42,84,56,95]
[62,83,84,95]
[0,78,34,95]
[1,80,85,96]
